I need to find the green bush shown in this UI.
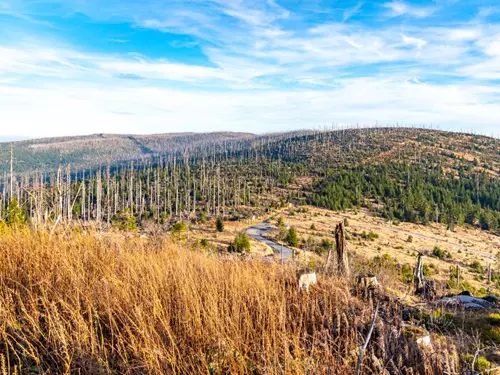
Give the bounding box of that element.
[277,217,285,228]
[111,209,137,231]
[171,221,188,238]
[401,264,413,283]
[285,227,299,247]
[198,212,207,224]
[470,260,484,274]
[423,264,432,277]
[5,199,27,226]
[316,238,333,255]
[373,253,396,269]
[462,353,493,371]
[361,231,379,241]
[228,232,251,253]
[432,246,452,260]
[215,217,224,232]
[432,246,445,259]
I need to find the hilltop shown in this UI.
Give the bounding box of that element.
[0,131,254,173]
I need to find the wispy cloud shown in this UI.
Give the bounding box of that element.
[0,0,499,136]
[383,1,436,18]
[343,2,363,22]
[401,33,426,50]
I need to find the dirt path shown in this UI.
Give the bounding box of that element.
[246,222,294,260]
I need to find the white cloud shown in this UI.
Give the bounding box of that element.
[383,1,435,18]
[1,0,500,137]
[343,2,363,22]
[1,78,499,138]
[401,33,426,49]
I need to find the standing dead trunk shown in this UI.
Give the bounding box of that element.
[324,239,334,274]
[413,253,425,294]
[335,222,350,277]
[10,143,14,201]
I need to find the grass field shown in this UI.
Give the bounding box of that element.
[0,225,461,374]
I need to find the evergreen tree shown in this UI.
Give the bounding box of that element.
[215,217,224,232]
[286,227,299,247]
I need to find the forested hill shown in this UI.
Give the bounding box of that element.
[1,128,498,176]
[0,132,255,174]
[0,127,499,234]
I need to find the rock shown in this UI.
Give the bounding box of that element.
[297,268,317,292]
[356,275,379,289]
[482,295,500,305]
[402,324,433,350]
[416,335,433,349]
[437,294,498,310]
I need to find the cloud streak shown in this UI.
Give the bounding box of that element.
[0,0,499,136]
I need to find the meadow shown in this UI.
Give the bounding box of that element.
[0,225,459,374]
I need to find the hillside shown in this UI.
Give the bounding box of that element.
[0,127,500,374]
[0,128,498,233]
[0,132,254,173]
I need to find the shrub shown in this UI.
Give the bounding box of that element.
[285,227,299,247]
[361,231,379,241]
[401,264,413,283]
[5,199,27,226]
[373,253,396,269]
[343,218,349,227]
[462,354,493,371]
[171,221,188,238]
[112,209,137,231]
[215,217,224,232]
[470,261,483,274]
[407,235,413,243]
[198,212,207,224]
[316,238,333,255]
[432,246,445,259]
[277,217,285,227]
[228,232,251,253]
[310,223,316,231]
[432,247,451,260]
[423,264,432,277]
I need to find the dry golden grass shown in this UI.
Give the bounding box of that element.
[279,207,500,293]
[0,227,459,374]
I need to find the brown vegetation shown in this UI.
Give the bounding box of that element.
[0,226,459,374]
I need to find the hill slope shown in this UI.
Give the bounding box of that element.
[0,132,254,173]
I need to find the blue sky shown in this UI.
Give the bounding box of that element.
[0,0,499,138]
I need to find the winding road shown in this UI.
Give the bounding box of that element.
[246,222,294,260]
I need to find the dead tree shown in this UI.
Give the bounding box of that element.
[335,222,350,277]
[413,253,436,300]
[413,253,425,294]
[324,241,334,273]
[9,143,14,201]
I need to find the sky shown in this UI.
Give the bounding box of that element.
[1,0,500,139]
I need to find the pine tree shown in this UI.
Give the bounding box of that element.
[215,217,224,232]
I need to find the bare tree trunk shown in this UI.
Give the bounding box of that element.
[335,222,350,277]
[413,253,425,294]
[10,143,14,201]
[96,169,102,225]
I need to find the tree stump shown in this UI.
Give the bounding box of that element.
[335,222,350,277]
